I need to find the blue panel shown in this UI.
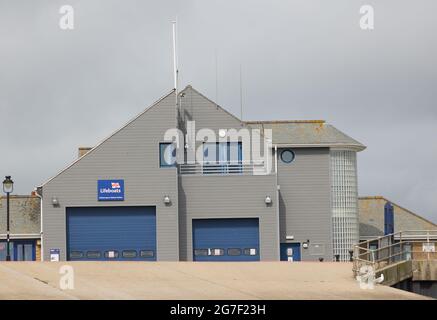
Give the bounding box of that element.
[67,206,156,261]
[384,202,394,235]
[192,218,260,261]
[280,243,301,261]
[0,240,35,261]
[97,180,124,201]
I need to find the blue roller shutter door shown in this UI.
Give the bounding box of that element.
[192,218,260,261]
[67,206,156,261]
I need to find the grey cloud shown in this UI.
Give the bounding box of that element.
[0,0,436,222]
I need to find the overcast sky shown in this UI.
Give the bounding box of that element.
[1,1,436,222]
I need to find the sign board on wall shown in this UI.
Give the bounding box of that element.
[50,249,60,262]
[422,242,435,253]
[98,180,124,201]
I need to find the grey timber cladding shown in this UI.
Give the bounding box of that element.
[41,91,179,261]
[277,147,333,261]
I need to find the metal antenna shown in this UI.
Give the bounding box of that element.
[172,20,179,110]
[215,49,218,109]
[240,63,243,120]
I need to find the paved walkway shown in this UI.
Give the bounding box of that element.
[0,262,429,300]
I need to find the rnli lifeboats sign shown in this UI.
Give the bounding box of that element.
[98,180,124,201]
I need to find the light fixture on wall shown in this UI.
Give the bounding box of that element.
[265,196,272,205]
[51,197,59,207]
[163,195,171,205]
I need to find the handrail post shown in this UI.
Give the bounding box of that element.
[400,231,403,261]
[427,231,430,261]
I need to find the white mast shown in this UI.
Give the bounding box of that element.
[172,20,179,108]
[240,63,243,120]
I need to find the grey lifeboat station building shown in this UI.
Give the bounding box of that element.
[37,86,365,262]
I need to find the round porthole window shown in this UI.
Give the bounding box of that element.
[281,149,295,163]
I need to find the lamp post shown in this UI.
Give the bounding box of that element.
[3,176,14,261]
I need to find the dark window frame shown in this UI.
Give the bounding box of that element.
[159,142,177,168]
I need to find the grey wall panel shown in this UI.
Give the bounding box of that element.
[42,92,179,261]
[179,174,279,261]
[179,87,255,158]
[277,148,333,261]
[180,86,243,132]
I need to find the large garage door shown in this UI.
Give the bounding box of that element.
[67,206,156,261]
[192,218,260,261]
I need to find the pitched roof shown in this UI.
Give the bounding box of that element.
[244,120,366,151]
[359,196,437,239]
[38,86,365,189]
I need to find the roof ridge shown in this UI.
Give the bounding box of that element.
[244,120,326,124]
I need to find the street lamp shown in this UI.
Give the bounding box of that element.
[2,176,14,261]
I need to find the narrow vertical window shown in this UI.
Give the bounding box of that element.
[159,143,176,167]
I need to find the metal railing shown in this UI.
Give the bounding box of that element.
[353,230,437,275]
[178,161,270,175]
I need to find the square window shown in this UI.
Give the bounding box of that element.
[86,251,101,259]
[140,250,154,258]
[227,248,242,256]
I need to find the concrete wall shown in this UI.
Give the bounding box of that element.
[41,91,179,261]
[0,195,40,235]
[277,147,333,261]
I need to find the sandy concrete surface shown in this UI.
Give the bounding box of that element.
[0,262,429,300]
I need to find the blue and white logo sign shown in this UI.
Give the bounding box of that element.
[98,180,124,201]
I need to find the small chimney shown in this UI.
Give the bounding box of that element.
[78,147,92,158]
